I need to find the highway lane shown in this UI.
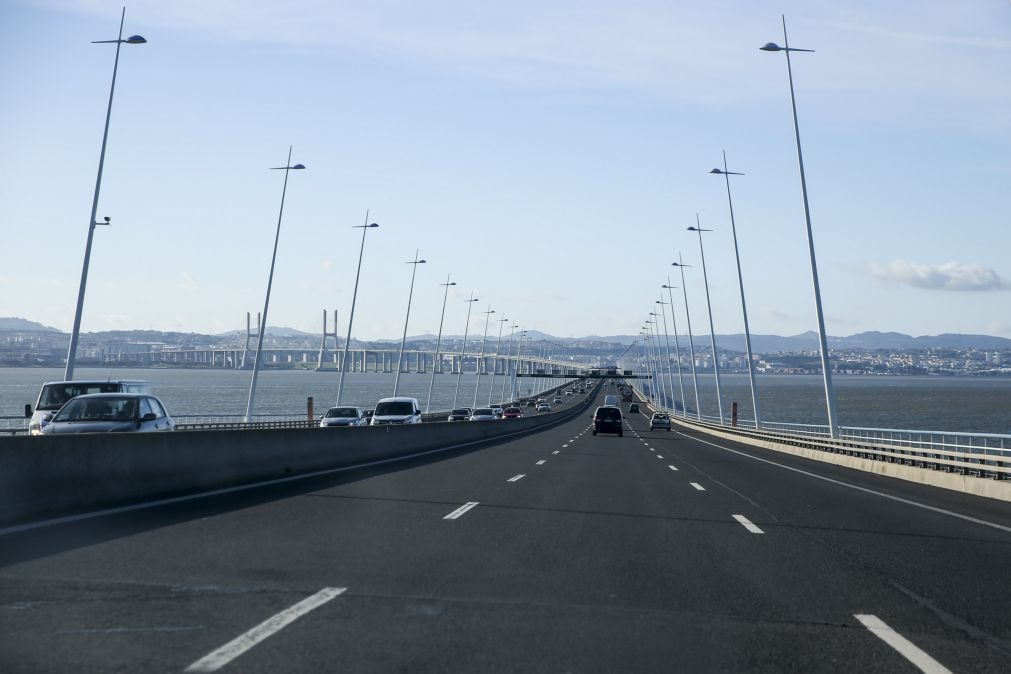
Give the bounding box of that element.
[1,384,1009,672]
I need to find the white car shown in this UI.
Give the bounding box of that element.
[370,397,422,425]
[320,406,366,427]
[536,403,551,413]
[489,404,504,418]
[553,397,563,404]
[650,413,672,431]
[469,407,498,421]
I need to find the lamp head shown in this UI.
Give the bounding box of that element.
[125,35,147,44]
[760,42,782,51]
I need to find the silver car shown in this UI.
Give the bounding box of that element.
[469,408,498,421]
[40,393,174,434]
[320,406,366,427]
[650,413,672,431]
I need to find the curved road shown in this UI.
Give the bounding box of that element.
[2,384,1010,672]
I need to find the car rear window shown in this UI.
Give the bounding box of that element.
[596,407,622,420]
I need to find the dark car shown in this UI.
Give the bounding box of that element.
[448,407,472,422]
[525,400,536,407]
[592,406,623,437]
[629,403,639,414]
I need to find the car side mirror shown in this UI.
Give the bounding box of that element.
[142,412,157,422]
[25,404,32,418]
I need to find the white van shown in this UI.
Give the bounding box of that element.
[370,397,422,425]
[27,380,152,435]
[603,394,619,407]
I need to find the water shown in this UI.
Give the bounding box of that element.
[0,367,561,420]
[2,368,1009,435]
[640,373,1011,435]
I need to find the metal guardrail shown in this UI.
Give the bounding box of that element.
[634,387,1011,480]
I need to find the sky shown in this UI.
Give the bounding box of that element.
[1,0,1010,343]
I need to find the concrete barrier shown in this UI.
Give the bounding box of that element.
[0,389,597,526]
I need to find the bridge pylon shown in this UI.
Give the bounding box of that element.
[316,309,339,370]
[239,312,261,369]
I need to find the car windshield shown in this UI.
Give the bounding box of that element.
[38,383,124,411]
[326,408,359,418]
[473,408,494,415]
[504,408,520,413]
[655,414,668,420]
[451,409,471,416]
[54,396,138,422]
[374,401,415,416]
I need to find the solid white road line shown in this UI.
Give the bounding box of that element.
[676,430,1011,535]
[690,482,706,491]
[536,460,546,466]
[732,514,764,534]
[443,502,479,520]
[184,587,346,672]
[668,465,679,471]
[507,474,526,482]
[854,614,954,674]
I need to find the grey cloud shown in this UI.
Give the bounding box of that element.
[866,260,1011,291]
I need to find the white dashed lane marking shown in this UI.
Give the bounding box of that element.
[444,502,479,520]
[732,514,764,534]
[854,614,954,674]
[507,474,526,483]
[536,460,546,466]
[690,482,705,491]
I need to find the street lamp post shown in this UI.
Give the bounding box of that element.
[393,251,426,396]
[511,331,529,400]
[245,148,306,421]
[644,320,658,406]
[489,316,509,405]
[648,312,669,409]
[424,276,456,413]
[662,281,688,418]
[452,294,479,409]
[761,16,838,438]
[473,307,495,408]
[688,216,725,425]
[64,8,147,380]
[335,218,380,405]
[498,323,518,403]
[711,153,760,429]
[673,256,702,420]
[655,299,676,415]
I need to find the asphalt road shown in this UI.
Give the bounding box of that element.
[2,383,1010,672]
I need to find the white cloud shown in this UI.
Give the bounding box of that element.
[320,260,334,272]
[866,260,1011,291]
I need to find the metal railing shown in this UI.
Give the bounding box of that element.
[634,387,1011,480]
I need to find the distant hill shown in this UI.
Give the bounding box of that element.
[216,326,316,338]
[0,317,61,332]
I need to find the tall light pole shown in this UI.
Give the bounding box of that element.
[511,331,529,400]
[473,307,495,407]
[662,281,687,418]
[393,251,426,396]
[655,299,676,415]
[335,217,380,405]
[64,8,147,380]
[762,16,838,438]
[644,320,658,406]
[452,293,479,409]
[711,153,760,429]
[489,316,509,405]
[425,276,456,413]
[688,216,725,425]
[245,148,306,421]
[648,313,669,408]
[499,323,519,403]
[673,256,702,420]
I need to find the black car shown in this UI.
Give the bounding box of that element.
[629,403,639,414]
[447,407,472,422]
[592,406,623,437]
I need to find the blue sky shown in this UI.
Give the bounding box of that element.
[2,0,1009,341]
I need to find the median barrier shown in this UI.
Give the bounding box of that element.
[0,385,596,526]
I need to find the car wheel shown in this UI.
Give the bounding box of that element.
[592,430,597,436]
[618,431,623,437]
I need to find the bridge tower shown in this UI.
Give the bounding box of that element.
[239,312,261,369]
[317,309,338,370]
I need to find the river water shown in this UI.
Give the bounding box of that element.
[1,367,1009,434]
